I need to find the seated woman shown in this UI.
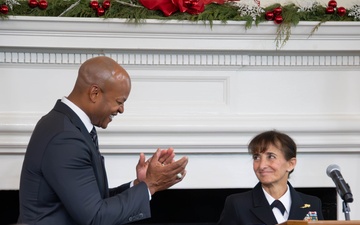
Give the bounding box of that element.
[217,130,324,225]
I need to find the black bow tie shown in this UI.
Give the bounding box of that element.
[271,200,286,215]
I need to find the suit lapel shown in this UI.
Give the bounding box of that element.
[53,100,92,145]
[250,182,279,225]
[288,183,309,220]
[53,100,109,198]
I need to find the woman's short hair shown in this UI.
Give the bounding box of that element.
[248,130,297,174]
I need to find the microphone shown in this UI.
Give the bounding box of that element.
[326,164,353,203]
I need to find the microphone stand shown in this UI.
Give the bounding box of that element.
[342,201,351,220]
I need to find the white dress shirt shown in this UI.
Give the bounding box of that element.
[262,185,292,224]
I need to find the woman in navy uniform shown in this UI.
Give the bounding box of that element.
[218,130,323,225]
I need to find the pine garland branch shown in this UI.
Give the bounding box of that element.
[58,0,80,17]
[1,0,359,48]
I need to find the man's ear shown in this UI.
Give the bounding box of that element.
[89,85,100,103]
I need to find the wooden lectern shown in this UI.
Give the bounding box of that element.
[280,221,360,225]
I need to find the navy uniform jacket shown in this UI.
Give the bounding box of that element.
[217,182,324,225]
[18,100,150,225]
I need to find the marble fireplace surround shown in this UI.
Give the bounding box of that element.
[0,17,360,220]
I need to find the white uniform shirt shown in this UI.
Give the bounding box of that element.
[262,185,292,224]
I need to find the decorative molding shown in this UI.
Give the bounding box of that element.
[1,113,360,154]
[1,50,360,67]
[1,17,360,68]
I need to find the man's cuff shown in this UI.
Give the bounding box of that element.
[130,180,151,200]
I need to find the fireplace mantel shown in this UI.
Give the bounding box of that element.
[1,17,360,219]
[1,16,360,51]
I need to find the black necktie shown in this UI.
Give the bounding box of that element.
[90,127,99,150]
[271,200,286,215]
[89,127,108,197]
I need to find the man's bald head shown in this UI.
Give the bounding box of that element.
[74,56,129,92]
[67,56,131,126]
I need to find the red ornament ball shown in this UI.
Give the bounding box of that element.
[28,0,38,8]
[90,0,99,9]
[328,0,337,8]
[325,6,335,14]
[102,0,111,9]
[337,6,346,16]
[273,7,282,16]
[274,15,283,24]
[38,0,48,9]
[265,11,274,20]
[96,6,105,16]
[0,4,9,14]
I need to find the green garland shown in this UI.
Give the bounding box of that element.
[1,0,356,21]
[0,0,358,47]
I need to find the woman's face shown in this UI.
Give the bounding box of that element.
[252,144,296,187]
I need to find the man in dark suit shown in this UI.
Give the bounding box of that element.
[217,130,323,225]
[18,56,188,225]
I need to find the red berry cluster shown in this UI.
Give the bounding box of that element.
[28,0,48,10]
[0,4,8,14]
[90,0,111,17]
[325,0,346,16]
[265,7,283,24]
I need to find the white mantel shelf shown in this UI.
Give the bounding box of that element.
[1,16,360,51]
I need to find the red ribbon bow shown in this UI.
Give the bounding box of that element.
[139,0,225,16]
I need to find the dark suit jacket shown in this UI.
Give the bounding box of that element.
[18,100,151,225]
[217,182,324,225]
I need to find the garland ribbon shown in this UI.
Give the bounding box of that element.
[139,0,225,16]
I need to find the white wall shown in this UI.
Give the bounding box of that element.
[1,17,360,220]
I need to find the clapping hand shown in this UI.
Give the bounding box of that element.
[134,147,188,195]
[135,147,177,184]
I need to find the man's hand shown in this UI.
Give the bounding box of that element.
[134,148,177,185]
[143,148,188,195]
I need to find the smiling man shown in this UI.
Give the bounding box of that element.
[18,56,188,225]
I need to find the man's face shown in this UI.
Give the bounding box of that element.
[92,75,131,129]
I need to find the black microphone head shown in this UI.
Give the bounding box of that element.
[326,164,340,177]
